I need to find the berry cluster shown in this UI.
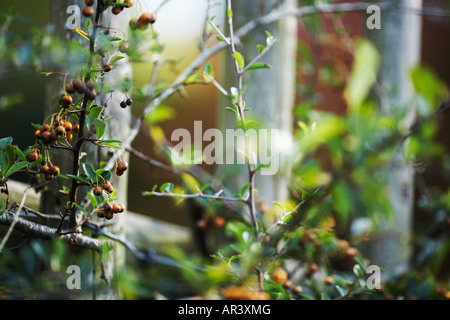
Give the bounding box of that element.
[40,163,61,181]
[65,78,97,102]
[35,118,76,145]
[97,202,125,220]
[129,12,157,30]
[120,98,133,109]
[112,0,134,15]
[115,161,128,176]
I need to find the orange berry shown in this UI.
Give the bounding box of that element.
[272,268,288,284]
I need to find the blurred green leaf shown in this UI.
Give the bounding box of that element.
[346,39,380,110]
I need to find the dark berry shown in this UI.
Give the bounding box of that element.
[55,126,66,136]
[72,124,80,134]
[120,100,127,108]
[126,98,133,106]
[93,186,103,196]
[117,161,128,172]
[65,84,76,94]
[101,181,112,190]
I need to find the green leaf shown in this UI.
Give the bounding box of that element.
[145,105,176,125]
[265,30,274,45]
[65,174,90,184]
[245,63,271,72]
[98,139,122,144]
[88,106,104,126]
[94,119,106,139]
[185,74,197,84]
[233,52,245,70]
[226,107,239,117]
[5,161,28,178]
[0,152,8,177]
[257,44,264,54]
[5,145,15,167]
[112,56,125,64]
[227,8,233,18]
[346,39,380,110]
[410,66,448,113]
[85,19,91,30]
[74,203,88,217]
[14,146,27,162]
[335,285,348,297]
[204,63,212,76]
[160,182,174,193]
[95,169,111,183]
[99,143,122,149]
[240,183,250,197]
[82,163,96,181]
[0,137,13,150]
[87,192,97,209]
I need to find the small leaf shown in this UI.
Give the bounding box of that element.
[160,182,174,193]
[257,44,264,54]
[95,169,111,183]
[240,183,250,197]
[82,163,96,181]
[88,106,104,126]
[74,203,88,217]
[5,161,28,178]
[335,285,348,297]
[225,107,239,117]
[87,192,97,209]
[245,63,271,72]
[65,174,90,184]
[112,56,125,64]
[233,52,245,70]
[204,63,212,76]
[227,8,233,18]
[0,137,13,150]
[94,119,106,139]
[14,146,27,162]
[185,74,197,84]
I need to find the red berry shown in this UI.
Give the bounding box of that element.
[49,165,60,176]
[40,131,52,144]
[61,95,73,108]
[117,161,128,172]
[104,203,112,212]
[93,186,103,196]
[101,181,112,191]
[82,6,94,17]
[64,122,72,132]
[65,84,76,94]
[55,126,66,136]
[72,124,80,134]
[97,209,106,218]
[139,12,156,24]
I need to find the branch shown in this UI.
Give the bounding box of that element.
[0,211,114,252]
[143,190,246,204]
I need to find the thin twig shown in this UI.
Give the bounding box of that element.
[0,185,30,253]
[143,190,245,203]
